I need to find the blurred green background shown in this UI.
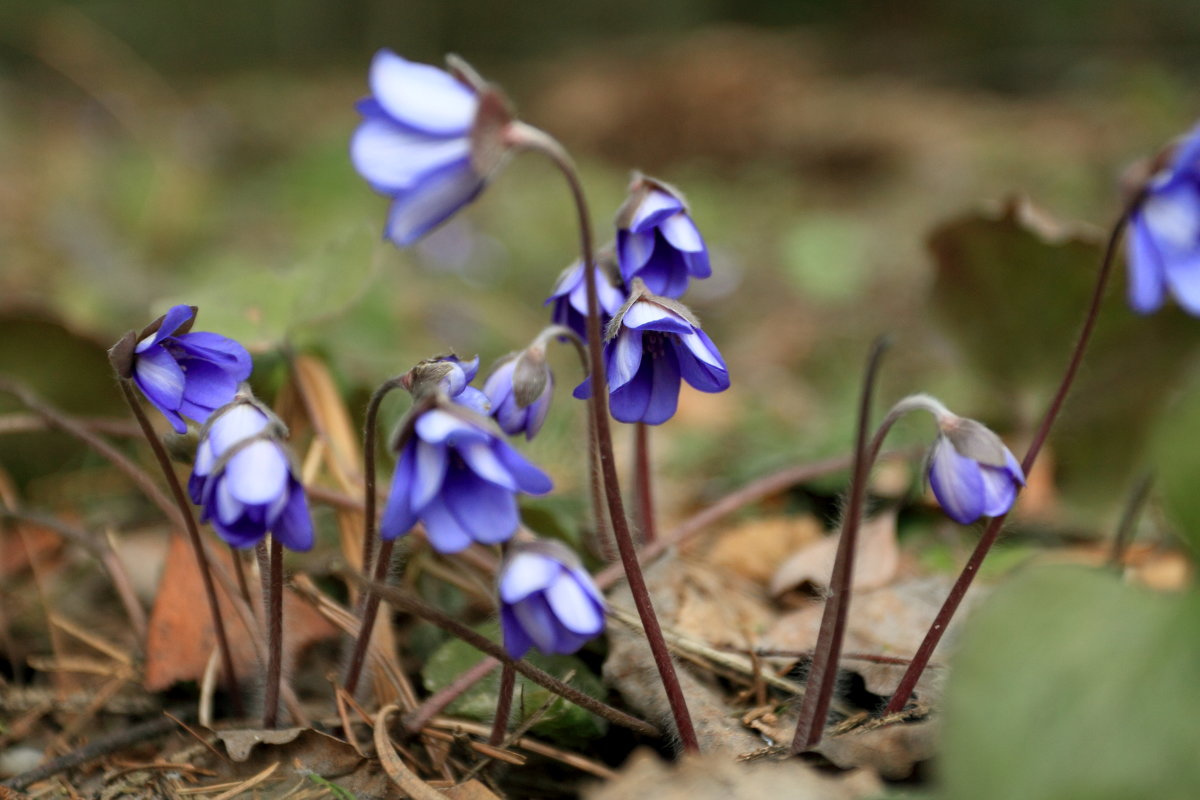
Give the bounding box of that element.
[3,1,1200,531]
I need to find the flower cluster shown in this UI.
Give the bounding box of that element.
[615,175,711,298]
[498,540,605,659]
[484,350,554,440]
[189,399,314,551]
[122,305,252,433]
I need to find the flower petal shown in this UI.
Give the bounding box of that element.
[134,346,186,416]
[351,117,471,194]
[618,229,656,279]
[208,405,269,455]
[607,328,644,390]
[511,594,562,654]
[224,440,289,505]
[272,482,315,552]
[380,441,418,539]
[642,345,681,425]
[458,440,517,490]
[928,437,986,525]
[609,357,653,424]
[493,441,553,495]
[411,439,449,510]
[628,188,684,233]
[415,409,488,445]
[545,575,604,635]
[677,330,730,393]
[419,493,474,553]
[501,605,533,659]
[659,213,705,253]
[1128,216,1167,314]
[385,161,484,246]
[499,552,559,602]
[621,300,692,334]
[441,468,518,544]
[369,50,477,136]
[136,305,194,352]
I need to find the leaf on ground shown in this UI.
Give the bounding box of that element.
[583,748,882,800]
[938,565,1200,800]
[0,519,63,578]
[143,536,337,691]
[769,511,899,599]
[814,720,938,781]
[698,514,824,585]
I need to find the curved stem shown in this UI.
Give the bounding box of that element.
[515,125,698,751]
[359,377,408,592]
[884,209,1131,715]
[791,336,889,752]
[115,380,244,717]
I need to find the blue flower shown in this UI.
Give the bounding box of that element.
[435,354,491,416]
[380,406,553,553]
[616,176,711,298]
[1127,126,1200,314]
[131,305,252,434]
[484,354,553,440]
[498,540,605,659]
[574,289,730,425]
[189,401,314,550]
[545,257,628,341]
[927,420,1025,525]
[351,50,505,246]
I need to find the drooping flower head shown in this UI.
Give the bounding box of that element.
[574,280,730,425]
[109,304,252,434]
[498,539,605,659]
[1126,124,1200,315]
[484,345,554,440]
[381,360,552,553]
[351,50,515,246]
[189,396,314,551]
[545,249,628,341]
[615,174,711,299]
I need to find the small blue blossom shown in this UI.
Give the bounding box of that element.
[380,406,552,553]
[927,420,1025,525]
[131,305,252,434]
[484,355,553,440]
[351,50,499,246]
[574,289,730,425]
[545,257,628,341]
[615,175,711,298]
[498,540,605,659]
[435,354,491,415]
[189,401,314,551]
[1127,125,1200,314]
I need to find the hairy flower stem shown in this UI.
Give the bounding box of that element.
[791,337,889,752]
[514,124,698,751]
[489,663,517,747]
[262,535,284,728]
[884,210,1131,716]
[341,569,661,738]
[115,380,244,717]
[343,391,435,698]
[633,423,657,543]
[230,546,252,607]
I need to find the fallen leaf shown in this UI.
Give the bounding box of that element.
[814,719,937,780]
[584,747,881,800]
[441,779,502,800]
[143,535,337,691]
[699,514,824,585]
[769,511,899,598]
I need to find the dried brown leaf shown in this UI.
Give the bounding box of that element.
[700,515,824,585]
[769,511,899,597]
[814,720,937,780]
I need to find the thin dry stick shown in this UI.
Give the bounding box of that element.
[515,125,698,751]
[884,208,1133,715]
[341,569,660,738]
[404,657,500,735]
[427,718,619,781]
[792,336,889,752]
[633,422,656,543]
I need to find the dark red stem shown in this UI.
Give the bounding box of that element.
[791,337,889,752]
[633,422,656,543]
[884,209,1130,715]
[262,535,284,728]
[489,663,517,746]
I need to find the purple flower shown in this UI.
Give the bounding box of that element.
[545,257,628,341]
[436,354,491,416]
[1127,125,1200,314]
[130,305,252,434]
[498,540,605,659]
[351,50,515,246]
[189,401,314,550]
[927,419,1025,525]
[574,289,729,425]
[615,176,711,298]
[484,354,553,440]
[380,407,553,553]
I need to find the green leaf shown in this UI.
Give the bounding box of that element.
[939,565,1200,800]
[928,198,1200,518]
[421,622,607,747]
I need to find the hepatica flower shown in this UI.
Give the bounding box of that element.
[1127,125,1200,314]
[189,400,314,551]
[574,283,730,425]
[436,354,491,415]
[484,349,554,440]
[928,416,1025,525]
[546,254,628,341]
[616,175,711,298]
[123,305,252,434]
[498,540,605,659]
[380,406,552,553]
[351,49,515,246]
